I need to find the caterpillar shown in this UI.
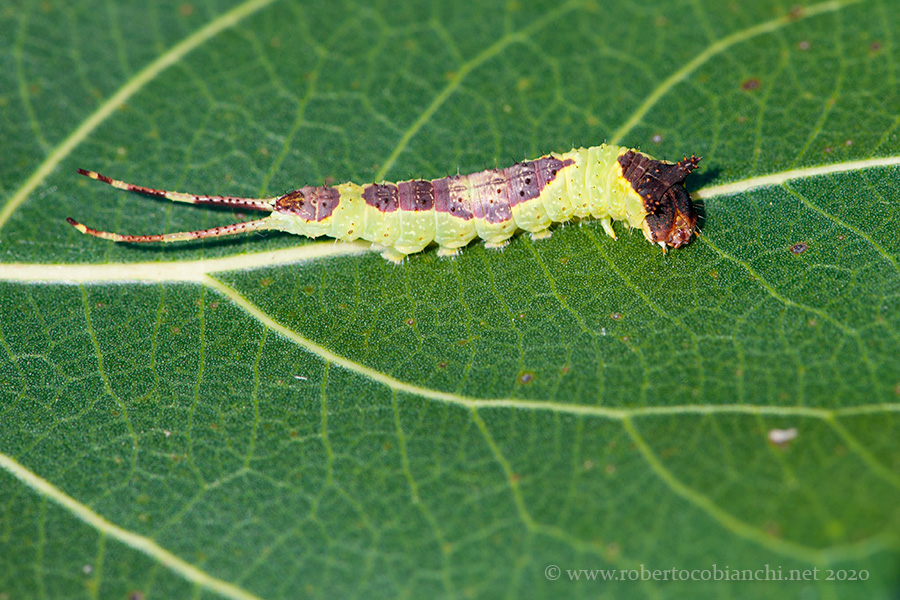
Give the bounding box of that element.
[67,144,700,262]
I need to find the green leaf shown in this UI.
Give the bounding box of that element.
[1,0,898,598]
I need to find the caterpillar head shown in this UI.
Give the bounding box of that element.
[618,151,700,249]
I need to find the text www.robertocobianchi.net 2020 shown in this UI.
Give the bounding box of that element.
[543,564,871,583]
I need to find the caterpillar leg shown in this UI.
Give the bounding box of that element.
[437,247,461,258]
[483,240,510,250]
[379,246,408,263]
[529,229,552,241]
[600,217,617,240]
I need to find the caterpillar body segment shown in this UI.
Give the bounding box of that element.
[69,144,700,261]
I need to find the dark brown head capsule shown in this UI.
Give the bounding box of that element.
[618,150,700,249]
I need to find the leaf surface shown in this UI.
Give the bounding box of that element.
[1,0,899,598]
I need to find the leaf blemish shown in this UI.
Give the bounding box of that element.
[768,427,798,446]
[741,78,761,91]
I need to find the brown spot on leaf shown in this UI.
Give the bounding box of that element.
[605,543,621,560]
[741,78,761,91]
[790,242,808,255]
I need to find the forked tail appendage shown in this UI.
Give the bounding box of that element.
[65,216,273,243]
[69,169,278,243]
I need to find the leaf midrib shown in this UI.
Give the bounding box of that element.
[0,0,864,234]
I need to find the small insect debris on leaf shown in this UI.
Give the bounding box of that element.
[768,427,798,446]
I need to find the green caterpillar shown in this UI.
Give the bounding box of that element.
[68,144,700,261]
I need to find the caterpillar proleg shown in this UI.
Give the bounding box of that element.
[68,144,700,261]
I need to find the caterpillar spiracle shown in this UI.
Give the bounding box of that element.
[67,144,700,262]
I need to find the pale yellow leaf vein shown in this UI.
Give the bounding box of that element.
[621,417,892,565]
[0,452,264,600]
[693,156,900,200]
[373,0,584,181]
[391,393,456,596]
[201,275,899,562]
[0,243,369,283]
[2,156,894,282]
[207,277,900,475]
[0,0,279,231]
[610,0,863,145]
